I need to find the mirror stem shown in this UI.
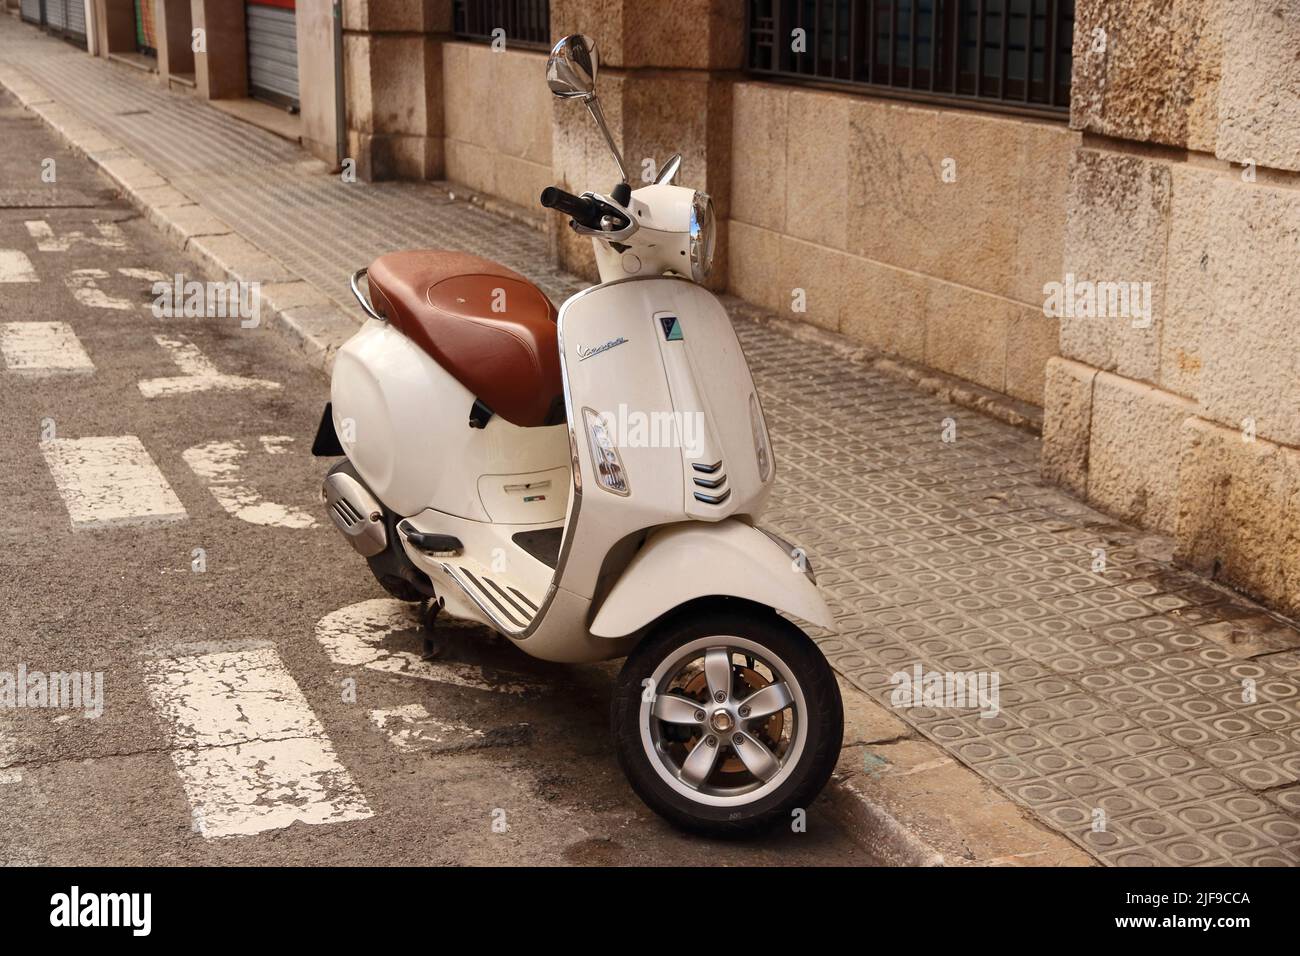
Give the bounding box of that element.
[583,95,630,184]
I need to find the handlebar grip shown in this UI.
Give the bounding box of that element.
[540,186,601,228]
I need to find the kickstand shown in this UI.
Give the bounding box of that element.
[421,597,446,660]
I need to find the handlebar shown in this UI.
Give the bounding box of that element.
[540,186,603,229]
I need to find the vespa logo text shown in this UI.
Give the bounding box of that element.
[577,336,629,361]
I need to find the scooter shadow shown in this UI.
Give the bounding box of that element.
[381,621,849,856]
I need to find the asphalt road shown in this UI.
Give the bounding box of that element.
[0,91,868,866]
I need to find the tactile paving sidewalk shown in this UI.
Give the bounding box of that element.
[744,331,1300,865]
[5,19,1299,865]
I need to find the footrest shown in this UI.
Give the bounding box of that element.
[398,521,464,556]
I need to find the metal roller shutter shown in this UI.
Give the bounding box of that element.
[19,0,41,25]
[67,0,87,40]
[45,0,66,30]
[246,3,299,107]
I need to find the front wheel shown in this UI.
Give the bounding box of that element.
[611,605,843,837]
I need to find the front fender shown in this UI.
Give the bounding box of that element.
[588,520,834,638]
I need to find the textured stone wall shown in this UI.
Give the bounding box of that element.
[1043,0,1300,615]
[343,0,447,181]
[728,84,1078,405]
[442,42,552,209]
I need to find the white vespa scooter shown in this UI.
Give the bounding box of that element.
[314,35,843,835]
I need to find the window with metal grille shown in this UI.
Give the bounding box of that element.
[452,0,552,50]
[747,0,1074,117]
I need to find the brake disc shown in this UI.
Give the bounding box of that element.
[682,664,785,774]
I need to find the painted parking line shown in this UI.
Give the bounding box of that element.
[40,435,187,530]
[138,333,281,398]
[117,267,169,282]
[181,438,318,528]
[24,218,125,252]
[65,268,133,310]
[369,703,529,755]
[143,646,372,839]
[316,599,544,695]
[0,249,38,283]
[370,703,485,753]
[1,322,94,376]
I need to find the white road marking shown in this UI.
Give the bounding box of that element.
[118,268,169,313]
[1,322,94,376]
[24,218,125,252]
[144,647,372,839]
[117,268,169,282]
[138,333,281,398]
[181,438,317,528]
[369,703,486,753]
[0,249,38,283]
[259,435,293,455]
[315,599,544,695]
[40,435,187,530]
[65,268,133,310]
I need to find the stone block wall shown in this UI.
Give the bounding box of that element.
[1043,0,1300,615]
[728,84,1077,404]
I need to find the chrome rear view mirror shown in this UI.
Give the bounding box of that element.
[547,35,598,99]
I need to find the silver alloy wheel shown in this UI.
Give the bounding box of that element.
[638,635,809,808]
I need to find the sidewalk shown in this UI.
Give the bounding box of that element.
[4,16,1298,866]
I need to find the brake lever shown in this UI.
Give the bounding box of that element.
[570,192,637,242]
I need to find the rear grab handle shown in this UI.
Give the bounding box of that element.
[350,267,384,322]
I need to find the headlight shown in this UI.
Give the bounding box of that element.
[582,408,630,496]
[689,191,715,282]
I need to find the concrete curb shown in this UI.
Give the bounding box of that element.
[1,65,1068,866]
[824,770,947,866]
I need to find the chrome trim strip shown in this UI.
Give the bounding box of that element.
[350,267,384,322]
[509,586,539,613]
[693,488,732,505]
[692,474,726,489]
[484,576,534,621]
[692,459,723,474]
[463,568,527,628]
[757,526,817,584]
[440,563,528,635]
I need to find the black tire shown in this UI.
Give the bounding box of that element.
[365,556,426,602]
[365,507,432,602]
[611,604,843,837]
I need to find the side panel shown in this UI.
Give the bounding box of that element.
[588,520,834,637]
[330,319,568,519]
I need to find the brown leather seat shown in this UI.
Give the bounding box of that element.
[365,250,564,428]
